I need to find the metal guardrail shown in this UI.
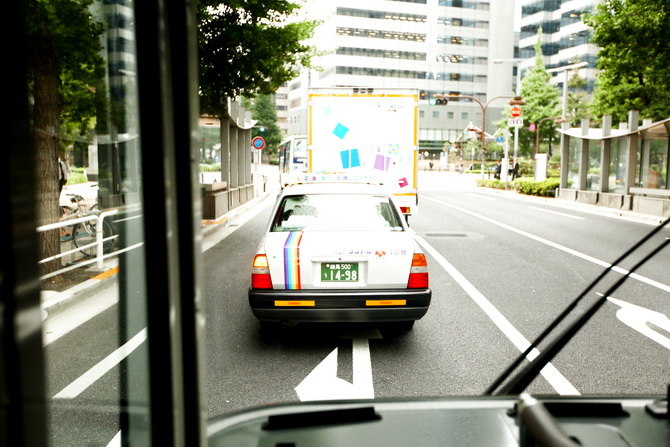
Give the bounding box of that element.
[36,205,143,280]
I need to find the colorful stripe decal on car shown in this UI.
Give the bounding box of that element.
[283,231,303,289]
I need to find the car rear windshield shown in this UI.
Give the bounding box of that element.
[271,194,404,232]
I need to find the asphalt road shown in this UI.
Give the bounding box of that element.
[203,171,670,416]
[42,169,670,446]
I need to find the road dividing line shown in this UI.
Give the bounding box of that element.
[528,206,585,220]
[53,328,147,399]
[414,234,580,395]
[422,195,670,294]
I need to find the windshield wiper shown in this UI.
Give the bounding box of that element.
[486,217,670,396]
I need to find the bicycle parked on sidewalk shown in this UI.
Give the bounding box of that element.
[60,193,117,257]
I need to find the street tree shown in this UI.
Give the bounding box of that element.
[247,95,283,159]
[585,0,670,122]
[515,29,561,156]
[566,70,591,127]
[197,0,320,117]
[26,0,104,275]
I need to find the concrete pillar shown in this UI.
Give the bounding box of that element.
[600,115,612,192]
[578,119,589,190]
[624,110,639,194]
[560,121,570,189]
[640,119,653,186]
[220,119,230,188]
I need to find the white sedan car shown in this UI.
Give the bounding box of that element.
[248,182,431,330]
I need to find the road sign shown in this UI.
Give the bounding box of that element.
[496,136,505,146]
[529,123,536,132]
[251,136,265,150]
[510,106,522,118]
[508,117,523,128]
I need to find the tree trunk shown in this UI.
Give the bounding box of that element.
[33,50,62,276]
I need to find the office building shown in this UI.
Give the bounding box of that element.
[287,0,518,155]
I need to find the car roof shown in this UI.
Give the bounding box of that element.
[280,182,395,197]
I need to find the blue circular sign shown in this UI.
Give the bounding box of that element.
[252,136,265,150]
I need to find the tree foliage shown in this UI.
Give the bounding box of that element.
[584,0,670,122]
[197,0,320,117]
[495,30,561,157]
[248,95,283,156]
[566,71,590,127]
[518,31,561,150]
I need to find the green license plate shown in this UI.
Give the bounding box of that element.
[321,263,359,282]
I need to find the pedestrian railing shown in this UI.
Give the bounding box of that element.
[37,205,143,281]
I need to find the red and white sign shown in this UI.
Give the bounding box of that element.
[251,136,265,150]
[510,106,522,118]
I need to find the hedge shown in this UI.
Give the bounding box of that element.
[513,177,560,197]
[476,177,560,197]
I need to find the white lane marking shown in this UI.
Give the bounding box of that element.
[528,206,585,220]
[413,233,580,395]
[467,193,496,201]
[53,328,147,399]
[106,431,121,447]
[295,330,382,401]
[606,296,670,350]
[423,195,670,294]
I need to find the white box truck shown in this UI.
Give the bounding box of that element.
[303,87,420,217]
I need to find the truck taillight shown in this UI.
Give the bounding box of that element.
[400,206,411,214]
[407,253,428,289]
[251,254,273,289]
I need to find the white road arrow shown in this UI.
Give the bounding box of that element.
[295,329,382,401]
[607,296,670,350]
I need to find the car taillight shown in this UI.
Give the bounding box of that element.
[407,253,428,289]
[251,254,273,289]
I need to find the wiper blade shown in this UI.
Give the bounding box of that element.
[486,217,670,396]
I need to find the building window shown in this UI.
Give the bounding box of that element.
[336,27,426,42]
[337,7,427,22]
[336,47,426,61]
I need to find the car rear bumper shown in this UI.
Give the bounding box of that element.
[248,288,431,323]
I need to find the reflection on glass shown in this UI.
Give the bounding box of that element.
[37,0,150,445]
[587,139,601,191]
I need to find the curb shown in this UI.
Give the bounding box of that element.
[201,190,274,237]
[477,186,668,226]
[42,266,119,316]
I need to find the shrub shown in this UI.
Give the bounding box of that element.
[476,179,507,190]
[513,177,560,197]
[200,163,221,172]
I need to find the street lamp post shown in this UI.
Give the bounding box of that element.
[432,94,525,177]
[546,61,588,120]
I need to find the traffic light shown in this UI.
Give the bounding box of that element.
[429,95,448,105]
